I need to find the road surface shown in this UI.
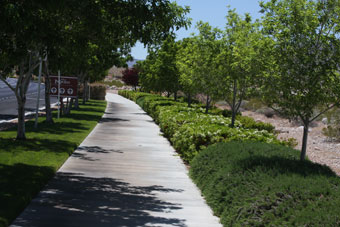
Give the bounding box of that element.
[0,78,57,120]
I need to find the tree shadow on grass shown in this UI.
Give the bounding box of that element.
[30,121,89,135]
[0,138,78,155]
[236,155,337,177]
[2,120,91,135]
[73,108,106,113]
[13,172,186,227]
[79,101,106,108]
[0,163,55,226]
[62,113,103,122]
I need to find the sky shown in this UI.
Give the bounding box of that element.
[131,0,264,60]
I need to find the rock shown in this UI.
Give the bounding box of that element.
[256,107,275,118]
[239,100,249,109]
[322,117,328,124]
[309,121,318,128]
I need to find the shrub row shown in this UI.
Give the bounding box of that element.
[119,90,288,162]
[190,141,340,226]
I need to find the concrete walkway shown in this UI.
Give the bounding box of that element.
[12,93,221,227]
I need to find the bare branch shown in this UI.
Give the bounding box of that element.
[0,73,16,92]
[310,102,338,122]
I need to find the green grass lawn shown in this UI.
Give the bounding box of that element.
[0,99,106,226]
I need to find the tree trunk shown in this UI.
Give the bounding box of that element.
[167,92,171,98]
[86,80,90,101]
[16,99,26,140]
[187,93,192,107]
[60,97,65,116]
[174,91,177,101]
[74,80,80,109]
[205,95,210,114]
[230,79,237,128]
[65,98,74,115]
[300,122,309,161]
[75,97,79,109]
[82,80,86,105]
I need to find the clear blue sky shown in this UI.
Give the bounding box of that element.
[131,0,264,60]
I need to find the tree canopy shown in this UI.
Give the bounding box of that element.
[260,0,340,160]
[0,0,190,139]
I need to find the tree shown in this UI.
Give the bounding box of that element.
[176,38,200,107]
[138,36,182,99]
[0,1,56,139]
[122,68,139,90]
[218,9,265,127]
[0,0,190,139]
[191,22,223,113]
[260,0,340,161]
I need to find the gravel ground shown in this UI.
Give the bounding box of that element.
[242,110,340,176]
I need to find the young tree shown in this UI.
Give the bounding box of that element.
[176,38,200,107]
[0,1,53,139]
[138,37,182,99]
[0,0,190,139]
[218,10,265,127]
[191,22,223,113]
[260,0,340,161]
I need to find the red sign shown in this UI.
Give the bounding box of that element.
[49,76,78,98]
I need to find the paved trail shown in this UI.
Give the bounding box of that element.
[12,93,221,227]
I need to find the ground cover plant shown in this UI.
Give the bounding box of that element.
[119,90,291,162]
[190,141,340,226]
[0,100,106,226]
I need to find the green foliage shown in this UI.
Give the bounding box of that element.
[236,115,275,133]
[218,9,266,127]
[138,36,181,95]
[190,141,340,226]
[243,97,266,111]
[118,90,152,102]
[260,0,340,160]
[119,91,284,163]
[0,100,106,226]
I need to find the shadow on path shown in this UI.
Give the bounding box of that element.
[72,146,123,162]
[14,172,186,227]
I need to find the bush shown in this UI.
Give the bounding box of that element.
[237,115,275,133]
[119,90,285,162]
[322,109,340,141]
[89,83,106,100]
[122,68,139,89]
[190,141,340,226]
[221,109,242,118]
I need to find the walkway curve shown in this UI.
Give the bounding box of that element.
[12,93,221,227]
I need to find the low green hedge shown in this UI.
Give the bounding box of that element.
[119,90,288,162]
[190,141,340,226]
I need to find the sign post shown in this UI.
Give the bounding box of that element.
[57,71,61,119]
[49,75,78,119]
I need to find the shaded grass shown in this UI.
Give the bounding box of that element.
[190,142,340,226]
[0,99,106,226]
